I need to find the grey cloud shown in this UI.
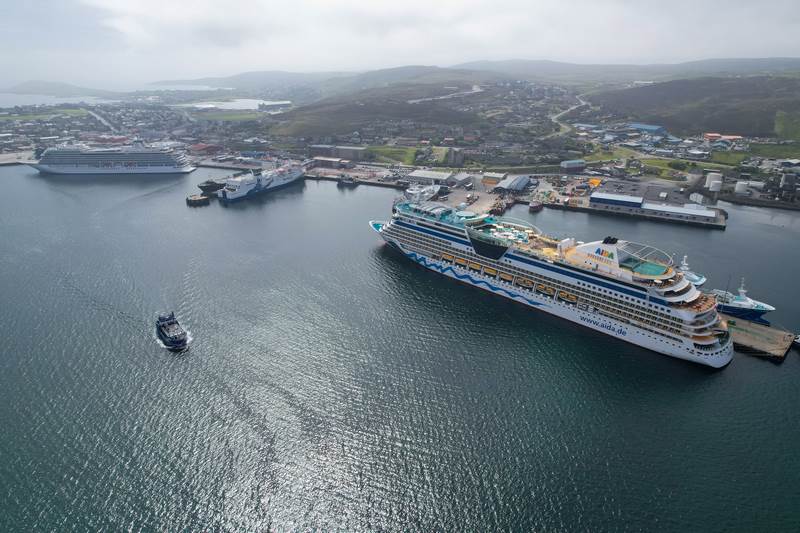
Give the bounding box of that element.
[1,0,799,87]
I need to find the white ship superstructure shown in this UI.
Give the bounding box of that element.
[711,278,775,324]
[370,201,733,368]
[30,145,195,174]
[217,163,304,202]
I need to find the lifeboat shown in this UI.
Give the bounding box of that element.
[558,291,578,304]
[536,284,555,296]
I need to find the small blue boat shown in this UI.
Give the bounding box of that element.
[155,312,188,350]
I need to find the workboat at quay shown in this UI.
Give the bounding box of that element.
[370,201,733,368]
[197,178,227,194]
[217,163,304,202]
[711,278,775,324]
[337,175,358,187]
[29,145,195,174]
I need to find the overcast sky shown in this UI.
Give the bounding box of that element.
[2,0,799,88]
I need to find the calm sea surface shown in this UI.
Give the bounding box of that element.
[1,165,799,531]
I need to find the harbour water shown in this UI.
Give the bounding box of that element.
[0,93,118,107]
[1,164,799,531]
[175,98,292,110]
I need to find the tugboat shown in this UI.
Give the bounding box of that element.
[337,175,358,187]
[198,179,226,194]
[186,194,210,206]
[155,312,188,351]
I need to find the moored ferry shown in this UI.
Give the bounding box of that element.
[217,163,304,202]
[370,201,733,368]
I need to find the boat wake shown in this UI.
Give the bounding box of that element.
[152,330,193,351]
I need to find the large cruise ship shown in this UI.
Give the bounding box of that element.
[370,201,733,368]
[29,145,195,175]
[217,163,304,202]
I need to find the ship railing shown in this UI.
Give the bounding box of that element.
[674,293,716,312]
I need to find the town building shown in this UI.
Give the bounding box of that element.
[628,123,667,136]
[311,156,353,169]
[560,159,586,173]
[494,175,530,193]
[309,144,366,161]
[406,169,453,185]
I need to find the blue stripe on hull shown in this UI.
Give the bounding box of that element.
[404,250,547,308]
[718,305,771,324]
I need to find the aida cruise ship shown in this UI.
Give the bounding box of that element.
[370,201,733,368]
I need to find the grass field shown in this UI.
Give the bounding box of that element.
[191,111,263,121]
[0,108,88,121]
[585,146,640,162]
[431,146,449,164]
[749,143,800,159]
[710,152,748,165]
[366,146,418,165]
[640,157,734,172]
[485,164,562,173]
[639,158,688,178]
[775,111,800,140]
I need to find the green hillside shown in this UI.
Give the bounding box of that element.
[453,58,800,84]
[270,85,480,136]
[589,76,800,138]
[366,146,418,165]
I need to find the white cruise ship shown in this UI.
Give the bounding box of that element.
[370,201,733,368]
[30,145,195,175]
[217,163,304,202]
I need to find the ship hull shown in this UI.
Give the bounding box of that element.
[218,174,303,203]
[156,327,187,350]
[372,221,733,369]
[717,305,771,324]
[29,164,195,175]
[198,181,226,193]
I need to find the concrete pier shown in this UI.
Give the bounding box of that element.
[303,171,406,190]
[544,200,727,229]
[722,314,796,360]
[0,152,33,166]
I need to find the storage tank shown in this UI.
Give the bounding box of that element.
[734,181,749,194]
[709,180,722,192]
[705,172,722,188]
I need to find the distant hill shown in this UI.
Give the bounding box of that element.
[157,65,506,97]
[270,84,481,136]
[453,58,800,83]
[317,65,505,95]
[158,58,800,96]
[588,76,800,137]
[153,70,349,91]
[4,80,118,98]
